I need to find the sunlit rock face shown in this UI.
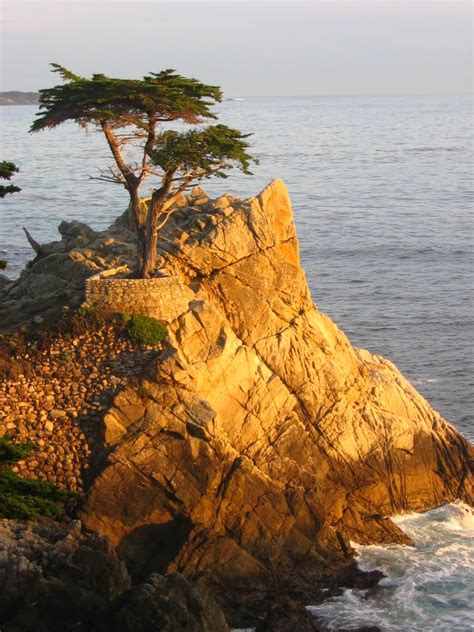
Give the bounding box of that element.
[79,179,473,594]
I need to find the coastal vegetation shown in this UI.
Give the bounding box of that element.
[31,65,256,278]
[127,314,168,345]
[0,434,73,519]
[0,160,21,270]
[0,161,21,198]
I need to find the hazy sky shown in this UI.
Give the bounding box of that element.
[1,1,472,96]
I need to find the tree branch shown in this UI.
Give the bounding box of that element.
[88,174,125,185]
[139,113,157,185]
[23,227,45,257]
[155,176,193,231]
[100,120,138,189]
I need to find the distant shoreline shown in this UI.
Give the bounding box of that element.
[1,91,471,106]
[0,92,38,106]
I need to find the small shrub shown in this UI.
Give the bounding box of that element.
[0,435,35,464]
[0,435,75,520]
[0,470,72,520]
[128,314,167,345]
[76,304,96,318]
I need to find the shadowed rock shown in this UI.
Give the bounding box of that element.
[0,519,228,632]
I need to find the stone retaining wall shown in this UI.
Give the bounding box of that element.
[85,275,194,322]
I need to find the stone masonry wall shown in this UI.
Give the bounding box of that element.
[85,276,194,322]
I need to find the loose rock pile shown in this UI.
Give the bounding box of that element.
[0,318,161,494]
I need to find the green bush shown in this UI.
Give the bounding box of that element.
[0,435,75,520]
[0,435,35,464]
[128,314,167,345]
[75,304,96,318]
[0,470,72,519]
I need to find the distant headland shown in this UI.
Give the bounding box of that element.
[0,91,38,105]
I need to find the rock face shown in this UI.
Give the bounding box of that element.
[2,180,473,618]
[75,180,473,602]
[0,219,136,328]
[0,518,228,632]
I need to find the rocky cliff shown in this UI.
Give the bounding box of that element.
[80,182,472,595]
[1,180,473,622]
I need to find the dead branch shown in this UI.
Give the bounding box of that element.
[23,227,45,257]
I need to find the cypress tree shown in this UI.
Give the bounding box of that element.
[31,65,256,277]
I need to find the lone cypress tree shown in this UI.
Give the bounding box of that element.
[31,65,255,277]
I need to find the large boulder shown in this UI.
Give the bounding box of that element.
[77,180,472,605]
[0,217,135,328]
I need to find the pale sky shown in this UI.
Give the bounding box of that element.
[0,1,472,96]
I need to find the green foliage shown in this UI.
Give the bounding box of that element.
[149,124,256,180]
[0,435,35,465]
[0,161,18,180]
[0,160,21,198]
[31,65,222,132]
[0,470,72,520]
[0,435,75,520]
[128,314,167,345]
[76,304,96,317]
[31,64,256,277]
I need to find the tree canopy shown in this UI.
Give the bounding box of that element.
[31,65,256,277]
[31,64,221,132]
[149,124,254,179]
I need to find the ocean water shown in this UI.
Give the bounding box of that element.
[309,502,474,631]
[1,95,473,630]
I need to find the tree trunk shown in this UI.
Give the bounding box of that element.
[131,195,147,277]
[99,121,147,277]
[141,194,161,279]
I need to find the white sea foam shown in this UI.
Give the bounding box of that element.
[309,503,474,631]
[411,377,439,386]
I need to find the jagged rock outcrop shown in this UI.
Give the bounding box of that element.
[76,181,472,599]
[2,180,473,618]
[0,518,228,632]
[0,219,136,327]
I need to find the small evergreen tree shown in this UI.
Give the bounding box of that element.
[0,161,21,198]
[0,161,21,269]
[31,65,256,277]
